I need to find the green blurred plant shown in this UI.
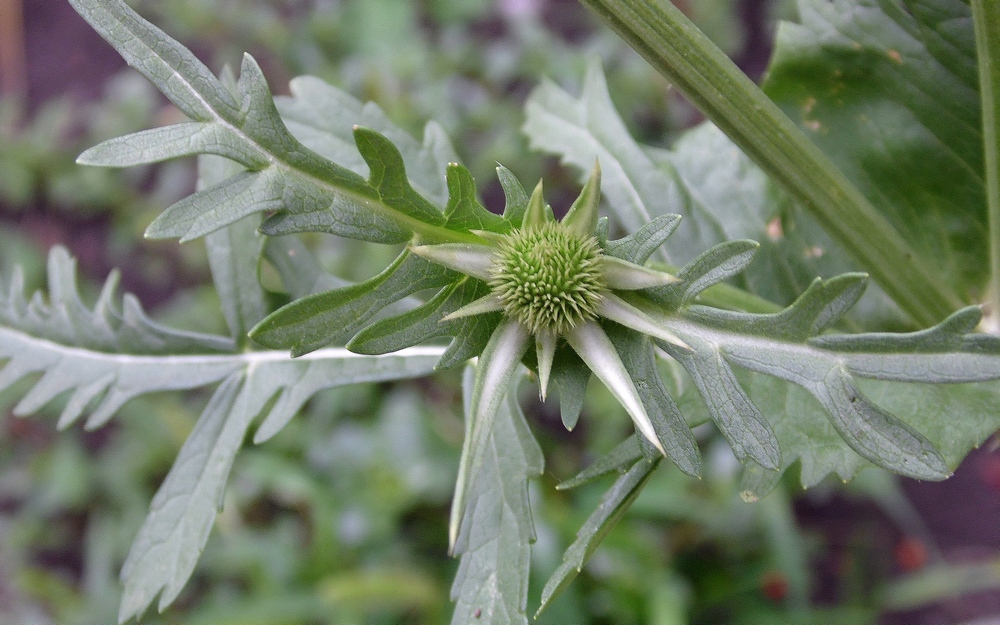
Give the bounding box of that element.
[3,0,1000,624]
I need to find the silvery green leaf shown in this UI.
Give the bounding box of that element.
[664,335,781,470]
[277,75,457,208]
[0,247,445,622]
[549,346,591,431]
[66,0,238,122]
[77,122,268,169]
[71,0,443,245]
[347,279,499,362]
[257,191,411,243]
[604,214,683,264]
[205,215,267,342]
[736,372,1000,498]
[608,326,701,475]
[200,155,269,342]
[556,436,644,490]
[117,372,246,622]
[652,282,1000,484]
[146,169,284,242]
[0,332,235,431]
[0,246,232,357]
[537,456,659,617]
[737,459,783,503]
[117,345,444,623]
[251,251,456,356]
[524,61,891,319]
[684,272,868,341]
[652,239,761,308]
[496,164,529,224]
[444,163,509,233]
[450,365,541,625]
[808,365,949,480]
[810,305,983,353]
[262,236,350,300]
[450,320,531,552]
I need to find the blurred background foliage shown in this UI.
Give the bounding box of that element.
[3,1,1000,624]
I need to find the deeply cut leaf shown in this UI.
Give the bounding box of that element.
[450,364,542,625]
[73,0,471,247]
[0,247,444,622]
[537,456,659,616]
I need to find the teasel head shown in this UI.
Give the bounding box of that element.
[411,162,692,550]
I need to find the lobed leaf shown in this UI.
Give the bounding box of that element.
[604,214,683,265]
[347,278,500,366]
[251,250,457,356]
[0,246,232,357]
[0,247,445,622]
[524,61,899,320]
[72,0,458,247]
[648,239,762,310]
[66,0,239,123]
[555,436,644,491]
[353,127,448,228]
[443,163,510,233]
[117,345,445,623]
[663,335,781,470]
[276,74,457,208]
[537,456,659,616]
[450,365,542,625]
[606,325,701,475]
[200,155,269,343]
[648,279,1000,487]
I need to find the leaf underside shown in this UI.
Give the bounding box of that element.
[0,246,445,624]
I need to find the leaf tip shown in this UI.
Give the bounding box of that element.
[75,149,100,167]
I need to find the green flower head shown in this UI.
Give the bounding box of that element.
[489,221,606,335]
[411,162,692,549]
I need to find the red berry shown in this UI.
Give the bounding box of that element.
[760,570,788,602]
[979,454,1000,492]
[894,537,928,572]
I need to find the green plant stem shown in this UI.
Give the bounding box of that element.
[972,0,1000,333]
[577,0,965,327]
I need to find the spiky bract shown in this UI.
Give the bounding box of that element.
[489,222,606,334]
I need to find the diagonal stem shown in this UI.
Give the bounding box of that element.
[972,0,1000,333]
[577,0,966,326]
